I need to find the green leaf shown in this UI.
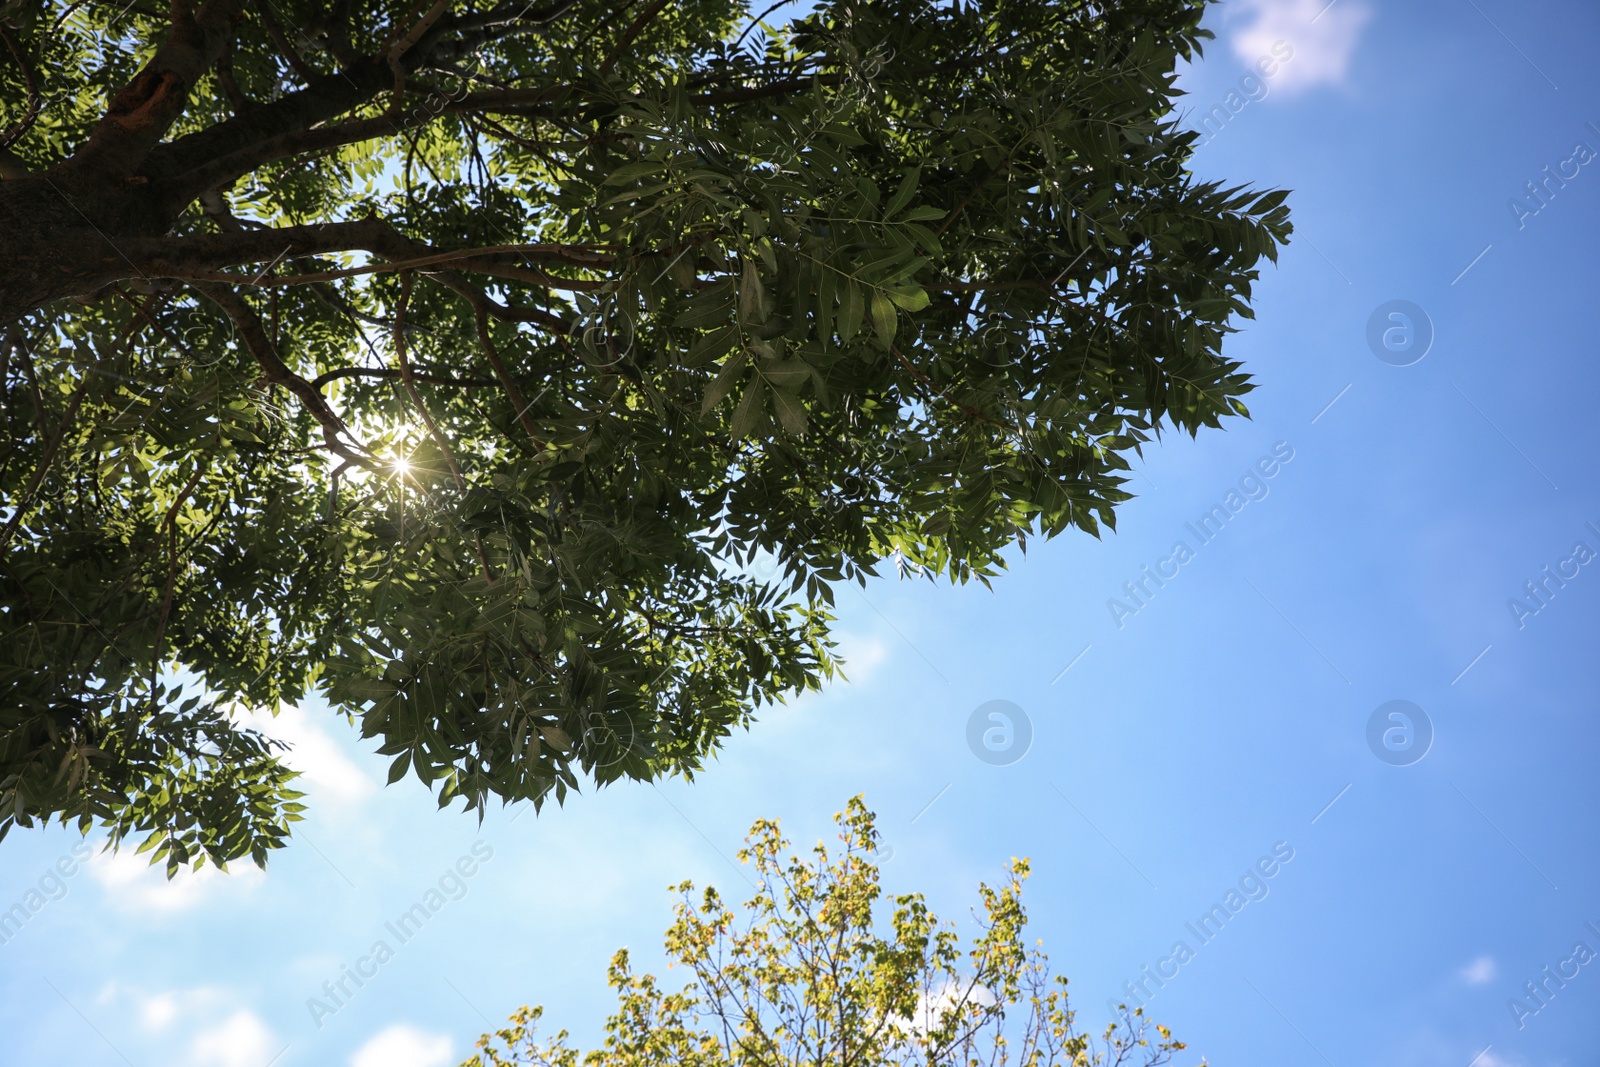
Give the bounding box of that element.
[602,160,666,185]
[888,286,930,312]
[815,267,837,347]
[685,326,738,368]
[731,379,766,438]
[869,290,898,347]
[762,360,809,389]
[739,259,766,324]
[838,281,864,343]
[771,386,807,436]
[701,349,749,414]
[883,166,922,219]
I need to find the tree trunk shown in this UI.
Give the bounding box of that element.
[0,174,177,317]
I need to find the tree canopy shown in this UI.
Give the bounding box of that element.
[0,0,1291,872]
[462,799,1188,1067]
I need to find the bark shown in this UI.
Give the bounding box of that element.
[64,0,252,185]
[0,203,389,316]
[0,0,806,323]
[0,1,549,321]
[0,176,171,315]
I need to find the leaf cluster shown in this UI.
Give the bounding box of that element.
[0,0,1290,867]
[463,799,1191,1067]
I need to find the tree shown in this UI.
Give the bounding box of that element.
[0,0,1291,872]
[462,799,1189,1067]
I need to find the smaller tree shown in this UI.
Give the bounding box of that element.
[463,799,1190,1067]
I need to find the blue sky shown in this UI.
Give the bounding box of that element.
[4,1,1600,1065]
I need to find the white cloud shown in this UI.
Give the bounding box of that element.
[129,986,232,1033]
[1228,0,1373,95]
[1472,1051,1520,1067]
[833,632,890,686]
[187,1009,280,1067]
[88,847,264,913]
[101,985,281,1065]
[139,991,181,1032]
[350,1025,453,1067]
[1461,955,1497,984]
[232,704,377,806]
[893,980,997,1037]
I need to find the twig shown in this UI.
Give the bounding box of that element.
[393,271,465,487]
[254,0,317,81]
[150,465,207,677]
[193,282,378,469]
[0,350,90,558]
[597,0,671,77]
[474,302,545,448]
[312,366,495,388]
[0,23,43,150]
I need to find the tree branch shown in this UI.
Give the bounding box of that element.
[311,366,495,389]
[475,302,545,449]
[151,464,207,676]
[144,59,390,189]
[146,6,570,199]
[450,0,578,34]
[159,242,610,290]
[213,36,252,114]
[393,271,465,486]
[0,23,43,151]
[63,0,249,180]
[598,0,670,77]
[100,220,597,307]
[253,0,317,82]
[192,281,377,469]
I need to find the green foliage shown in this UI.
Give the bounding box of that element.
[462,799,1190,1067]
[0,0,1291,869]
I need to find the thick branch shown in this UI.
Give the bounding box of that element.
[143,60,391,190]
[64,0,249,180]
[160,243,609,291]
[47,218,588,297]
[151,219,577,332]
